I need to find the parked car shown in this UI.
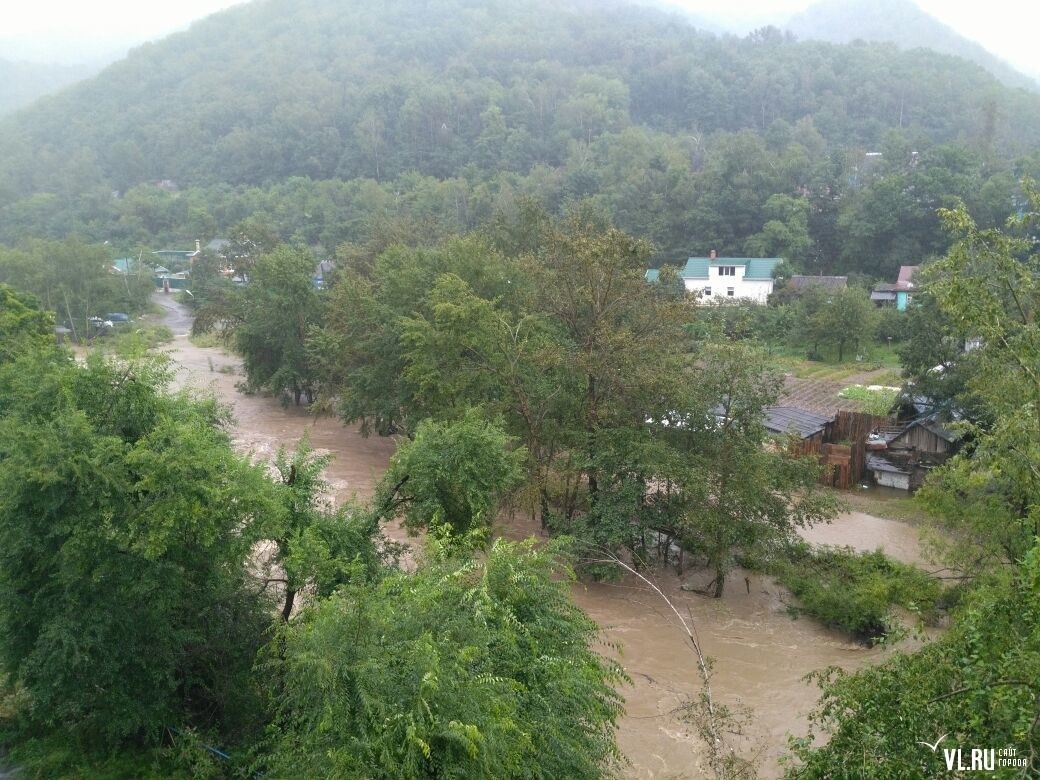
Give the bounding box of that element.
[106,313,132,327]
[87,316,114,336]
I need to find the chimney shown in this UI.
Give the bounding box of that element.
[195,239,201,252]
[709,249,717,259]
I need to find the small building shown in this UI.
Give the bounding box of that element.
[871,265,919,310]
[866,453,912,490]
[887,417,961,457]
[763,406,833,442]
[111,257,137,274]
[646,250,780,304]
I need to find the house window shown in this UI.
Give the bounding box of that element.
[719,266,736,276]
[703,286,712,297]
[727,287,735,297]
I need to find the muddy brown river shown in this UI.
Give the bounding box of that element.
[153,294,930,778]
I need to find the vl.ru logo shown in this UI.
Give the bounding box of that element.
[919,735,1026,772]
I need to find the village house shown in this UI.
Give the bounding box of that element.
[871,265,919,310]
[646,250,780,303]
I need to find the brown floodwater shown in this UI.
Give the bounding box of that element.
[153,294,931,779]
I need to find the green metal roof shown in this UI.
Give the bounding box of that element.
[744,258,781,280]
[647,257,782,282]
[681,258,709,279]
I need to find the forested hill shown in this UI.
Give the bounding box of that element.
[2,0,1040,277]
[786,0,1039,93]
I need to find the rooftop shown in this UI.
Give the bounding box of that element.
[763,406,833,439]
[680,256,781,281]
[789,275,848,290]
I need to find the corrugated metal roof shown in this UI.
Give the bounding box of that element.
[744,258,781,280]
[866,453,910,474]
[763,406,832,438]
[682,258,709,279]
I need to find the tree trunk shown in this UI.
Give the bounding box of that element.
[281,587,296,622]
[712,568,726,599]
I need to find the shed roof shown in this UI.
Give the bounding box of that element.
[866,453,910,474]
[763,406,832,439]
[645,269,660,283]
[897,265,919,285]
[789,275,847,290]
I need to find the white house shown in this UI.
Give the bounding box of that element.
[645,250,780,304]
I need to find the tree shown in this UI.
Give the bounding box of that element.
[0,352,279,752]
[796,286,876,361]
[260,538,625,779]
[376,411,526,537]
[263,441,390,622]
[0,283,53,362]
[234,245,323,405]
[668,342,838,597]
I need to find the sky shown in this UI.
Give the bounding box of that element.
[2,0,1038,78]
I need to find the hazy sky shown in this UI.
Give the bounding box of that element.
[3,0,1039,78]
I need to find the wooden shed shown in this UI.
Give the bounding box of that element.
[888,418,961,456]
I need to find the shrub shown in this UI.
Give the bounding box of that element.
[773,543,942,643]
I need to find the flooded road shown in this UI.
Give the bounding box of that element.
[152,293,931,779]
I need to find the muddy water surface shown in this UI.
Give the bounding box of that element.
[155,295,930,779]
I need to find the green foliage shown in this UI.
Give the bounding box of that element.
[837,384,900,415]
[232,245,323,405]
[0,240,154,332]
[0,283,53,361]
[663,341,841,596]
[263,440,390,621]
[377,411,526,536]
[795,286,877,362]
[786,547,1040,778]
[789,182,1040,776]
[0,351,280,753]
[259,538,625,779]
[0,0,1035,278]
[914,185,1040,574]
[773,544,942,643]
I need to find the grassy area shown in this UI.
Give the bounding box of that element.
[773,542,943,644]
[770,342,904,382]
[838,384,900,415]
[98,324,175,355]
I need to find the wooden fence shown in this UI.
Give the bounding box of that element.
[787,410,891,490]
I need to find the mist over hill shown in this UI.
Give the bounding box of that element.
[786,0,1039,92]
[1,0,1039,278]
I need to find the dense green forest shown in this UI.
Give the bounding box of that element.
[2,0,1040,279]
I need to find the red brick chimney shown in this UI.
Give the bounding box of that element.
[709,249,717,259]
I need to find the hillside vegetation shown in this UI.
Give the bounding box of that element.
[1,0,1039,278]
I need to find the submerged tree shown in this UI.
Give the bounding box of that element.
[671,342,838,597]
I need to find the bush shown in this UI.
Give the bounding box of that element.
[773,544,942,643]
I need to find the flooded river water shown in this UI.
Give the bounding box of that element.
[154,294,930,778]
